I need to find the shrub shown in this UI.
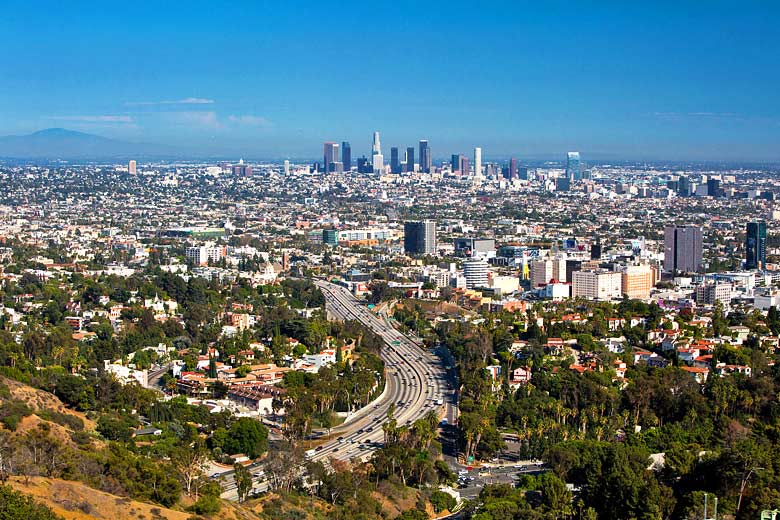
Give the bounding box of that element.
[0,399,33,431]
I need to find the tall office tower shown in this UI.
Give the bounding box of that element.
[323,142,339,174]
[707,178,721,197]
[566,151,581,180]
[372,153,384,174]
[357,156,370,173]
[474,147,482,177]
[390,147,401,174]
[372,131,382,156]
[460,156,470,176]
[419,140,431,173]
[283,160,290,175]
[678,175,691,196]
[451,154,460,174]
[508,157,518,179]
[341,141,351,171]
[128,160,137,175]
[518,167,529,180]
[404,220,437,255]
[406,146,415,172]
[746,221,767,270]
[664,225,703,273]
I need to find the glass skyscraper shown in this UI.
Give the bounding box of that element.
[405,147,415,172]
[566,151,581,180]
[746,221,767,270]
[419,140,431,173]
[341,141,351,171]
[390,147,401,174]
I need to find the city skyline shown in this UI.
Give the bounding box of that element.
[1,2,779,161]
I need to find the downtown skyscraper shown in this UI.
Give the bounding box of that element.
[419,140,431,173]
[390,147,401,174]
[372,131,383,173]
[566,152,581,180]
[341,141,351,171]
[323,141,340,174]
[405,146,415,172]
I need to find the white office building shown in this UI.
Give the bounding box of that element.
[464,257,490,289]
[572,270,622,300]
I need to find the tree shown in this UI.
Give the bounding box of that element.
[430,490,457,513]
[233,463,252,503]
[396,509,428,520]
[0,485,63,520]
[171,440,209,497]
[539,472,572,519]
[218,417,268,459]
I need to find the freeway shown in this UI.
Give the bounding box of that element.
[309,280,454,463]
[220,279,456,500]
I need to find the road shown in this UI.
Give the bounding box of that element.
[309,280,454,463]
[220,279,456,500]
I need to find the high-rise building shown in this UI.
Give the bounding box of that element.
[372,153,384,174]
[746,221,767,270]
[283,160,290,175]
[357,156,370,174]
[128,160,137,175]
[474,147,482,177]
[390,147,401,174]
[451,154,460,174]
[707,178,721,197]
[372,132,382,156]
[341,141,351,171]
[404,220,436,255]
[678,175,691,196]
[419,140,431,173]
[664,225,703,273]
[530,258,567,288]
[323,142,339,174]
[506,157,518,179]
[406,147,415,172]
[463,257,490,289]
[518,167,529,180]
[566,152,581,181]
[460,156,470,176]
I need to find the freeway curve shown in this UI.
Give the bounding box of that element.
[220,279,455,500]
[309,279,453,462]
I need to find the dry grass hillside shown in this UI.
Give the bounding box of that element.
[8,477,258,520]
[2,375,94,428]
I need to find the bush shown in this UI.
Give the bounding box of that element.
[429,490,457,513]
[0,399,33,431]
[0,485,64,519]
[37,409,84,431]
[189,493,221,515]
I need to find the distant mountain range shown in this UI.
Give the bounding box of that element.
[0,128,174,159]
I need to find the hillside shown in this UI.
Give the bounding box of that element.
[8,477,256,520]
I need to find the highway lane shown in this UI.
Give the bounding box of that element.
[220,279,455,500]
[309,280,450,462]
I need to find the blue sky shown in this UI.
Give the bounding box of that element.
[1,0,779,161]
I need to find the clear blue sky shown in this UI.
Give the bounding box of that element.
[1,0,779,161]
